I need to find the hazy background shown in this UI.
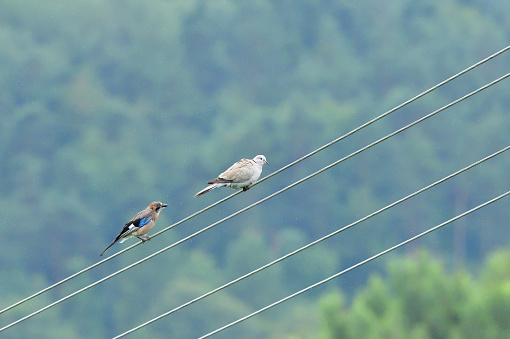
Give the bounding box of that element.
[1,0,509,337]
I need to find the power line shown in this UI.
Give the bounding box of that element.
[199,190,510,338]
[1,45,507,317]
[251,45,510,190]
[1,73,507,333]
[0,191,242,316]
[113,145,509,338]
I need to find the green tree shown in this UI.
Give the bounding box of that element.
[314,250,510,339]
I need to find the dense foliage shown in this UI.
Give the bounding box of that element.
[312,251,510,339]
[0,0,509,337]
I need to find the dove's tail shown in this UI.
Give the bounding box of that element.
[194,183,223,197]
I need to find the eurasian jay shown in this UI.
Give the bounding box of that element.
[100,201,168,256]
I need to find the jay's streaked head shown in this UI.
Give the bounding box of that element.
[149,201,168,213]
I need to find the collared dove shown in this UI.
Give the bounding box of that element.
[194,155,268,197]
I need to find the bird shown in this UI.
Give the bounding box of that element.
[100,201,168,256]
[195,155,268,197]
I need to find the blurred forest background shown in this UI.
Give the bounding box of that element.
[0,0,509,338]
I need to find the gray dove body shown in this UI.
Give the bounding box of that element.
[195,155,268,197]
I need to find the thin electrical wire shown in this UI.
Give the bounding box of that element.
[0,73,507,333]
[251,44,510,189]
[200,190,510,338]
[0,191,242,316]
[1,45,507,317]
[113,145,510,338]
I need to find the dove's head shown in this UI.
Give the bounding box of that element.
[253,155,268,166]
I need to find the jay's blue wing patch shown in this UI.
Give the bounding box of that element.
[137,217,152,228]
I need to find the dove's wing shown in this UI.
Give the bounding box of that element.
[217,158,255,183]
